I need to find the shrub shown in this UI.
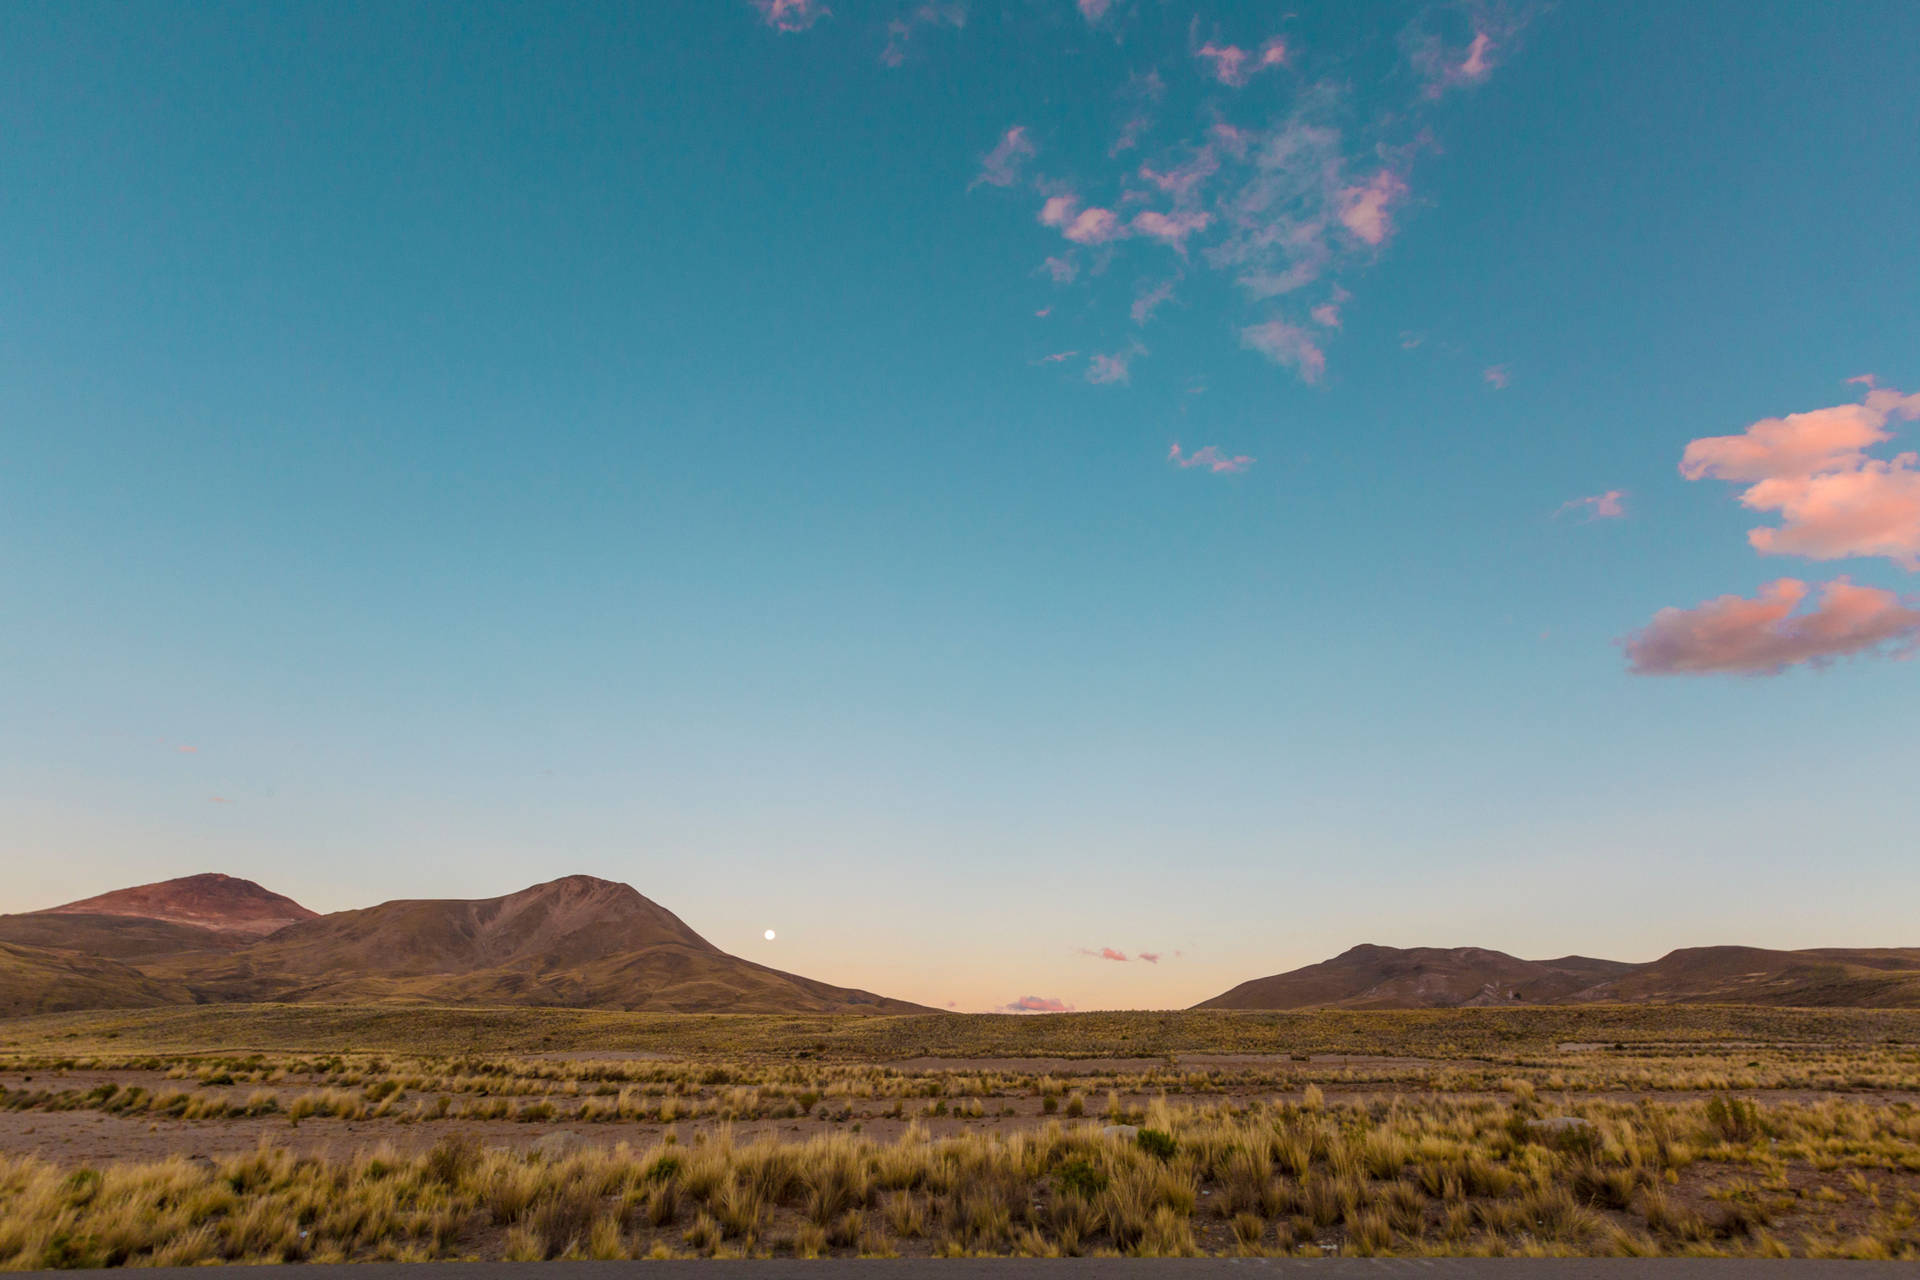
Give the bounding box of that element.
[1057,1157,1108,1198]
[1136,1128,1177,1162]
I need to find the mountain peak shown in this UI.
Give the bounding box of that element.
[46,873,317,938]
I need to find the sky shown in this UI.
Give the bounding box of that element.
[3,0,1918,1013]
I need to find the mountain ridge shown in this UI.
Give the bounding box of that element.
[1196,943,1920,1010]
[3,873,930,1016]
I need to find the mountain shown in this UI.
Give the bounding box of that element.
[90,874,932,1015]
[1196,943,1920,1010]
[0,942,191,1018]
[40,873,318,938]
[1196,945,1638,1011]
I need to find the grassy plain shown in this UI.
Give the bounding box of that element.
[2,1004,1918,1265]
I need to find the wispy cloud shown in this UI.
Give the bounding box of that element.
[1077,946,1130,962]
[1169,442,1254,474]
[1239,319,1325,383]
[1338,169,1409,247]
[880,2,965,67]
[1038,255,1078,285]
[973,125,1035,189]
[1036,350,1080,364]
[1622,577,1920,676]
[1109,70,1164,157]
[1193,37,1287,88]
[751,0,829,33]
[1409,5,1530,99]
[1131,278,1177,325]
[1086,341,1144,384]
[1040,195,1126,246]
[1483,364,1511,389]
[1076,0,1111,24]
[1309,286,1350,329]
[1679,382,1920,569]
[1004,994,1073,1012]
[1137,951,1161,963]
[1556,490,1626,520]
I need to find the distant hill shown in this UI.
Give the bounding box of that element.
[0,912,246,961]
[41,873,317,938]
[0,941,191,1018]
[1196,944,1920,1010]
[6,873,931,1016]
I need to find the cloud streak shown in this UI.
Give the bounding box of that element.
[1169,443,1254,474]
[1240,319,1325,383]
[1004,995,1072,1012]
[1557,490,1626,520]
[751,0,829,32]
[974,125,1035,189]
[1622,577,1920,676]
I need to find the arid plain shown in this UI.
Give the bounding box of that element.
[2,874,1919,1264]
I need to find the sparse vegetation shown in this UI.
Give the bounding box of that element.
[1,1004,1918,1262]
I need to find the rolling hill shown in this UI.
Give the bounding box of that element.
[0,941,191,1018]
[39,872,317,938]
[4,873,931,1016]
[1197,943,1920,1010]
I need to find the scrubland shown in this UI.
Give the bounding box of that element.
[2,1004,1918,1265]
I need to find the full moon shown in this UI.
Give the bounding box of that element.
[764,929,776,941]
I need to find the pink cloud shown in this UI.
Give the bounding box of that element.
[752,0,829,32]
[1556,490,1626,520]
[880,2,964,67]
[1131,278,1176,325]
[973,125,1035,189]
[1459,32,1495,81]
[1415,25,1510,98]
[1131,209,1211,252]
[1137,951,1161,963]
[1240,319,1325,383]
[1139,149,1219,203]
[1622,577,1920,676]
[1040,255,1077,284]
[1064,207,1123,244]
[1076,0,1110,22]
[1086,342,1143,384]
[210,796,232,804]
[1005,995,1072,1013]
[1076,946,1129,962]
[176,744,198,754]
[1038,195,1123,245]
[1169,442,1254,474]
[1035,306,1052,318]
[1484,364,1511,390]
[1209,121,1254,160]
[1338,170,1408,247]
[1038,194,1079,228]
[1195,38,1286,88]
[1680,385,1920,569]
[1036,350,1079,364]
[1309,285,1350,329]
[1109,70,1164,157]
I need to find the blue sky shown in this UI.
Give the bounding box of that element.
[3,0,1917,1011]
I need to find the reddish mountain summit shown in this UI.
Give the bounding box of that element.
[45,873,317,939]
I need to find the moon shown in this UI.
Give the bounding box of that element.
[763,929,776,941]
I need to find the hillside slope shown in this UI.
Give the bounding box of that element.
[1197,944,1920,1010]
[1196,945,1637,1011]
[146,875,932,1014]
[0,942,192,1018]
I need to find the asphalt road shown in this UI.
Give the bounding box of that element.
[15,1262,1914,1278]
